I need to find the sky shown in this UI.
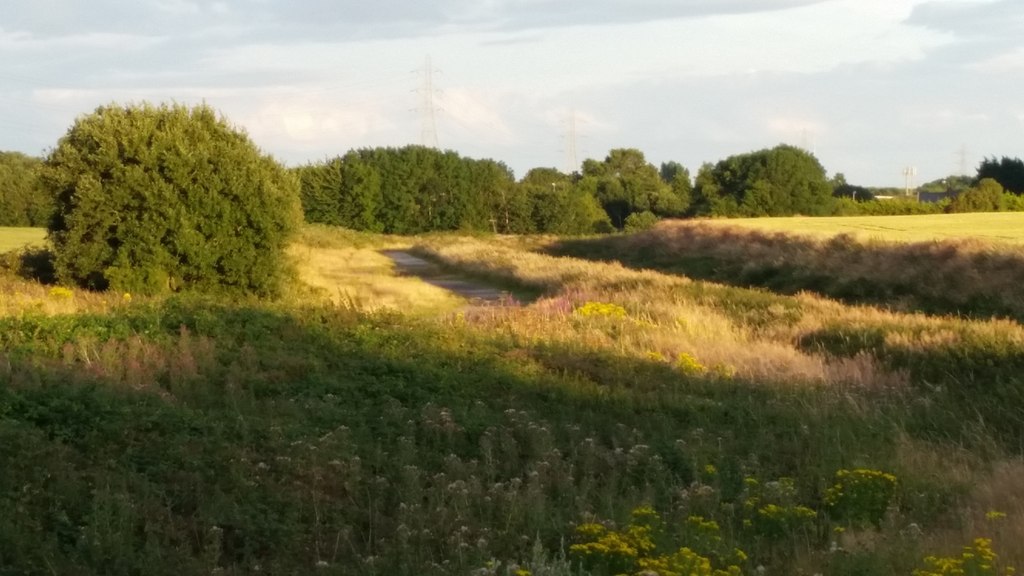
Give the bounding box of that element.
[1,0,1021,187]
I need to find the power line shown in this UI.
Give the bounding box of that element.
[956,144,969,176]
[565,110,579,174]
[417,56,440,148]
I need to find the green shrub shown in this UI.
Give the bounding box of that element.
[43,102,302,296]
[947,178,1005,213]
[824,468,897,528]
[623,210,659,233]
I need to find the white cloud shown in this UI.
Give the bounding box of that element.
[154,0,202,15]
[971,47,1024,72]
[0,0,1020,185]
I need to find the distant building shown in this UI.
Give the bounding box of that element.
[918,190,958,204]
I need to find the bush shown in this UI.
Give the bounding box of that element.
[623,210,659,233]
[43,102,302,296]
[946,178,1005,213]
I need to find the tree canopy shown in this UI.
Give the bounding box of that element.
[581,149,688,228]
[43,102,302,296]
[0,151,53,227]
[692,144,834,217]
[977,156,1024,194]
[296,148,612,235]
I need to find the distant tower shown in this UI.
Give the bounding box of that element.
[418,56,440,148]
[903,166,918,198]
[565,111,579,174]
[956,144,969,176]
[800,128,816,155]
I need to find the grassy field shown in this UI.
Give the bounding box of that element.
[699,212,1024,244]
[0,226,46,252]
[550,214,1024,321]
[2,224,1024,575]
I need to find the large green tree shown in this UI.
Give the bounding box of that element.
[297,146,518,235]
[692,144,834,217]
[582,149,686,228]
[43,103,302,296]
[519,167,610,234]
[976,156,1024,194]
[0,151,53,227]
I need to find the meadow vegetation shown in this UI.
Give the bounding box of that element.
[549,217,1024,321]
[3,220,1024,575]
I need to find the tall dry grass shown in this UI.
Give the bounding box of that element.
[552,220,1024,320]
[0,273,135,317]
[288,244,465,313]
[415,237,906,391]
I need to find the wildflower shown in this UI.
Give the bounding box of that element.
[49,286,73,299]
[676,352,705,374]
[574,301,627,318]
[986,510,1007,521]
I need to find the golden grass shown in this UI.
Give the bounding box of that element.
[417,236,907,390]
[288,243,466,313]
[695,212,1024,244]
[614,220,1024,319]
[0,275,136,318]
[0,227,47,252]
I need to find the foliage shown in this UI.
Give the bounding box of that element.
[521,168,611,235]
[977,156,1024,194]
[692,144,835,217]
[0,151,54,227]
[833,197,947,216]
[42,102,302,296]
[914,538,1016,576]
[919,175,973,196]
[739,476,817,544]
[831,172,875,202]
[296,146,515,234]
[623,210,659,233]
[570,507,745,576]
[8,227,1024,574]
[582,149,688,228]
[574,301,628,318]
[824,469,898,528]
[947,179,1006,213]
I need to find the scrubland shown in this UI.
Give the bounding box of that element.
[2,220,1024,575]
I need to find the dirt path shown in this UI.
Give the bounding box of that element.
[382,250,517,305]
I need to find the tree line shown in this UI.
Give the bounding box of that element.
[6,134,1024,236]
[294,144,840,234]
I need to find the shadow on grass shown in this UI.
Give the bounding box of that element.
[0,246,57,285]
[386,248,544,305]
[0,296,992,574]
[544,227,1024,323]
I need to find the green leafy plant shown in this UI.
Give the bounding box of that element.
[914,538,1015,576]
[43,102,302,296]
[824,468,897,528]
[623,210,659,233]
[570,507,746,576]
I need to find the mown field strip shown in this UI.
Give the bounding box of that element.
[698,212,1024,244]
[0,227,46,252]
